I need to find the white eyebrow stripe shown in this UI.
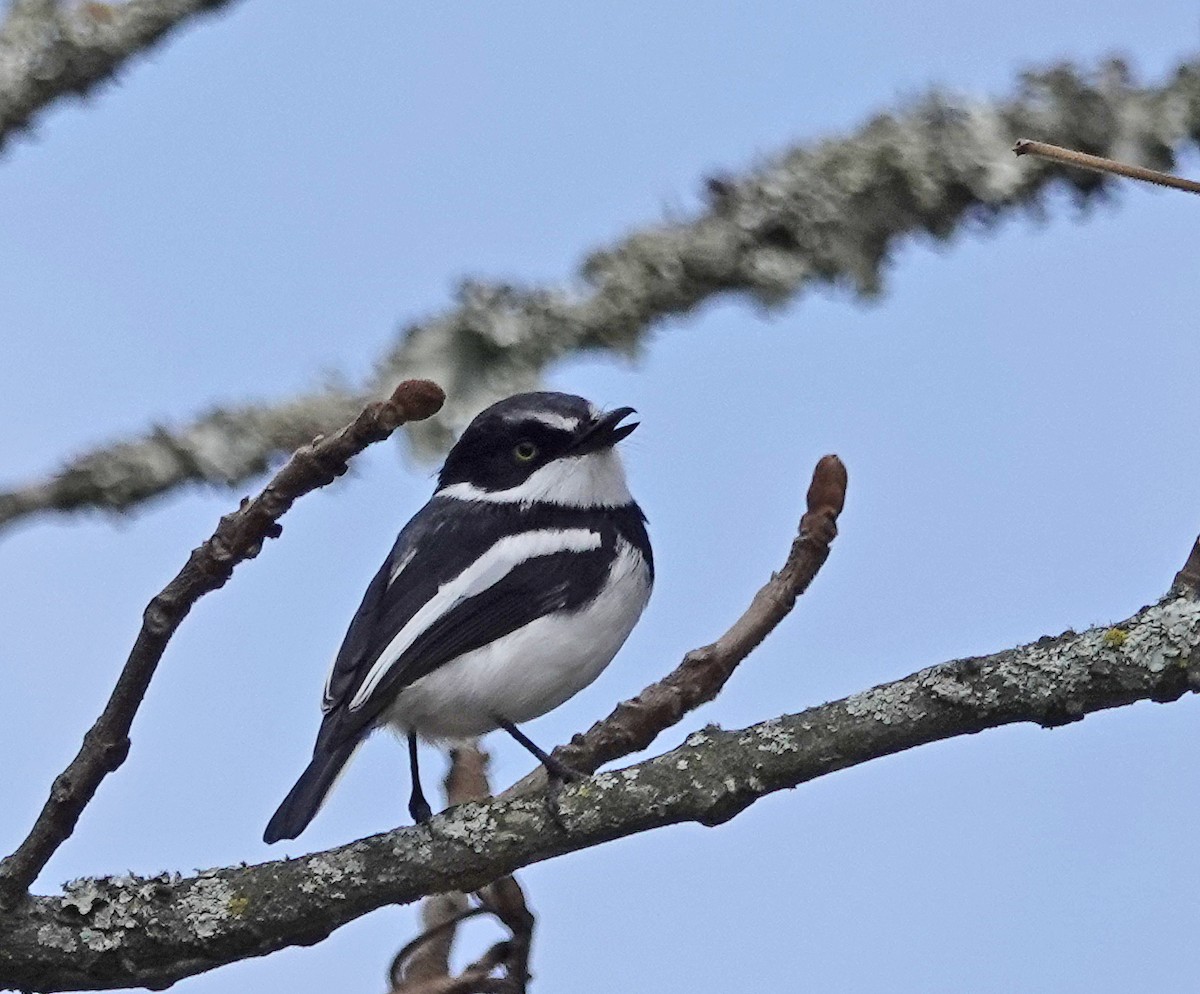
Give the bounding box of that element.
[507,411,580,432]
[346,527,602,712]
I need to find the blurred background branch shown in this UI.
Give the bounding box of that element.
[0,0,239,149]
[1,54,1197,535]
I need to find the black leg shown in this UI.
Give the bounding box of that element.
[407,730,433,824]
[493,716,581,782]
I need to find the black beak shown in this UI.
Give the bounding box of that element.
[570,406,638,454]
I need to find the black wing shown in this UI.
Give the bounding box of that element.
[315,499,616,751]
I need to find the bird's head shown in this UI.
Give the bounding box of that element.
[435,392,639,507]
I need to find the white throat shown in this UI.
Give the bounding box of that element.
[437,448,634,508]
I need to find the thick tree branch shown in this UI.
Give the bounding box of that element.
[0,380,445,911]
[0,0,240,151]
[2,581,1197,992]
[507,453,846,797]
[3,54,1197,533]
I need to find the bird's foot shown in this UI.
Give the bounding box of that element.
[544,776,572,832]
[543,759,587,830]
[542,754,583,783]
[409,794,434,825]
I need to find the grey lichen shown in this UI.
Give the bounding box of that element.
[433,802,498,855]
[1118,598,1200,673]
[844,681,922,725]
[741,716,801,755]
[0,0,239,151]
[298,852,369,898]
[35,923,77,953]
[175,876,236,940]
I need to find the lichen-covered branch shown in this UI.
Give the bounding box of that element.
[0,388,368,532]
[2,54,1197,535]
[0,380,445,911]
[0,0,240,151]
[2,584,1197,992]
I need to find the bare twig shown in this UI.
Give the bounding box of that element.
[475,877,534,993]
[1013,138,1200,195]
[3,57,1198,533]
[390,745,535,994]
[507,454,847,797]
[0,380,445,910]
[388,905,487,989]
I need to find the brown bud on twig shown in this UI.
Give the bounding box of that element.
[390,379,447,422]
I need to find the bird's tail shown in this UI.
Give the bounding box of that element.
[263,740,358,844]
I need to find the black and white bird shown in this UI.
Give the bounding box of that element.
[263,391,653,843]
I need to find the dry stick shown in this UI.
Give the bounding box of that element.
[474,875,535,993]
[507,453,848,799]
[1012,139,1200,195]
[390,745,535,994]
[389,906,489,988]
[0,380,446,910]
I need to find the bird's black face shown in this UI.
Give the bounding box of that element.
[437,392,638,494]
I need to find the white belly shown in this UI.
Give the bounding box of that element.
[382,539,651,741]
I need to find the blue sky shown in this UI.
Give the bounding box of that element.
[2,2,1199,991]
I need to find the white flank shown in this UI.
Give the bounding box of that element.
[436,448,634,508]
[345,528,602,712]
[384,538,652,739]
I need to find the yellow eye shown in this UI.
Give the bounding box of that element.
[513,441,538,463]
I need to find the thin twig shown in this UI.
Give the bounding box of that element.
[390,745,535,994]
[389,905,489,986]
[475,877,534,993]
[1012,139,1200,195]
[506,454,847,798]
[0,380,445,910]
